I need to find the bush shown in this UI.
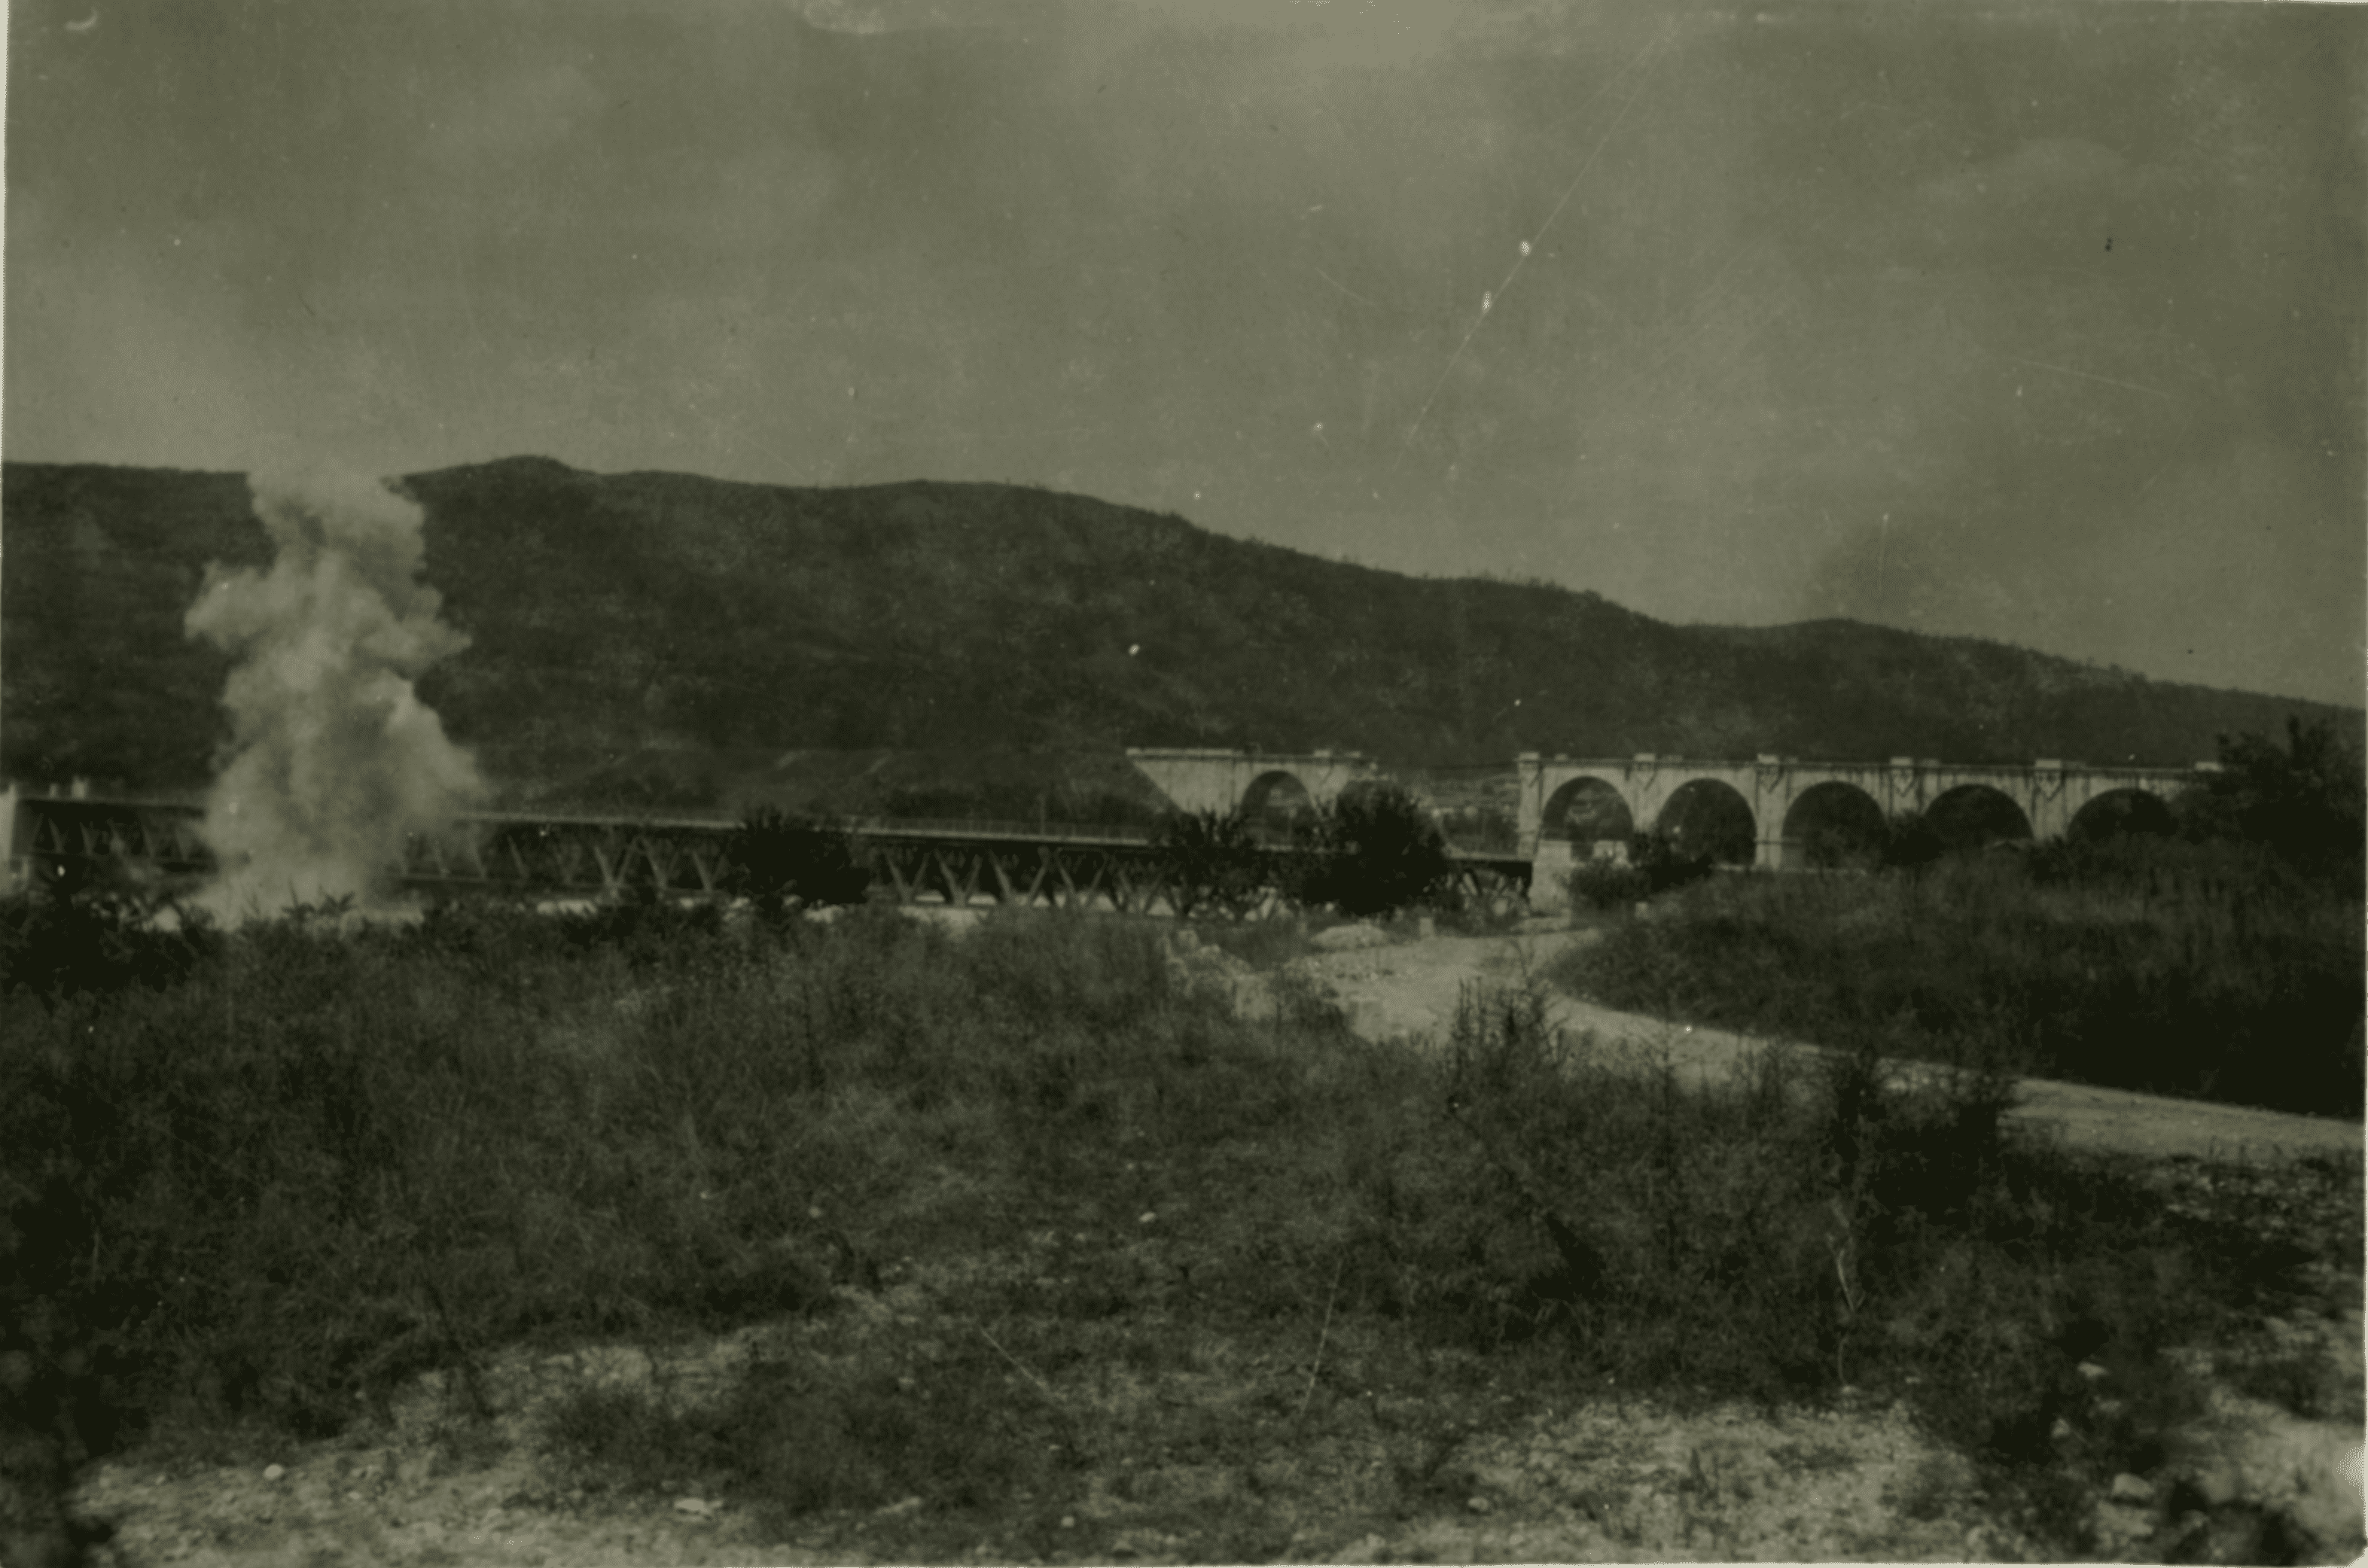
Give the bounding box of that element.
[1629,831,1717,894]
[1151,808,1271,919]
[1416,975,2294,1532]
[553,883,732,968]
[1565,833,1715,912]
[0,903,1247,1468]
[1294,784,1453,918]
[402,895,571,977]
[724,808,872,922]
[1565,857,1650,912]
[1882,810,1947,871]
[1550,839,2363,1116]
[0,880,221,1000]
[6,891,2345,1565]
[2177,716,2366,888]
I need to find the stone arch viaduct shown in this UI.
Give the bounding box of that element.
[1516,752,2214,876]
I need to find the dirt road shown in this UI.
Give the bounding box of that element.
[1279,920,2363,1165]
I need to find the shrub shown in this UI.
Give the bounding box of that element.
[1881,810,1946,870]
[1800,818,1883,870]
[0,881,221,1000]
[1416,975,2265,1522]
[6,891,2343,1566]
[1294,784,1452,918]
[402,894,571,977]
[1565,857,1650,912]
[1628,831,1717,895]
[553,883,731,967]
[1550,838,2362,1116]
[1151,807,1271,919]
[724,808,871,922]
[2177,716,2366,887]
[1565,833,1714,912]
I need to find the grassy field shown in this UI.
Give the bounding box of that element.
[1553,836,2365,1120]
[3,890,2360,1560]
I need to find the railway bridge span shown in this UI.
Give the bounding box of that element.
[0,790,1531,918]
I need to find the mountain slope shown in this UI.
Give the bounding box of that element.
[2,458,2355,802]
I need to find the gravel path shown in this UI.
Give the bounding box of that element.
[1279,921,2363,1165]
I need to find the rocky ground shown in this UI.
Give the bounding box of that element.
[66,1348,2044,1566]
[37,917,2368,1566]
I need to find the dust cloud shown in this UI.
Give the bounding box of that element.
[184,470,484,920]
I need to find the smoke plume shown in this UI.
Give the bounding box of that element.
[184,469,485,918]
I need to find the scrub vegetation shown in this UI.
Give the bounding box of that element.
[1153,783,1464,924]
[5,854,2357,1560]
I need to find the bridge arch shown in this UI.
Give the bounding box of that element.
[1541,775,1634,853]
[1781,781,1886,870]
[2067,787,2175,842]
[1926,784,2034,851]
[1654,778,1757,866]
[1240,769,1317,839]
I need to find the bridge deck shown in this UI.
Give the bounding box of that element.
[5,795,1531,919]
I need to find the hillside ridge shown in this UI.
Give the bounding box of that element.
[3,458,2354,806]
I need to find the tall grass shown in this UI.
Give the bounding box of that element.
[2,901,1187,1450]
[1553,839,2363,1116]
[1373,986,2272,1464]
[4,885,2353,1559]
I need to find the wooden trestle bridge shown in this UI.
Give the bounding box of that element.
[5,794,1534,919]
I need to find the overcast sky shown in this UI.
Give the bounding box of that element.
[8,0,2362,707]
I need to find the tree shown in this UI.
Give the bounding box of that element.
[724,808,872,924]
[1627,830,1718,894]
[1880,810,1946,872]
[1297,783,1453,918]
[2178,717,2366,885]
[1153,808,1272,920]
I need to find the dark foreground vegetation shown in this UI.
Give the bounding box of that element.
[1558,720,2367,1119]
[1153,781,1464,922]
[5,875,2359,1560]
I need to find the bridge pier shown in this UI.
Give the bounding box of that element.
[1528,837,1574,912]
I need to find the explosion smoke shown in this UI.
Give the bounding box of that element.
[184,470,485,918]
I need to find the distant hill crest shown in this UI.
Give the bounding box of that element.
[3,458,2354,803]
